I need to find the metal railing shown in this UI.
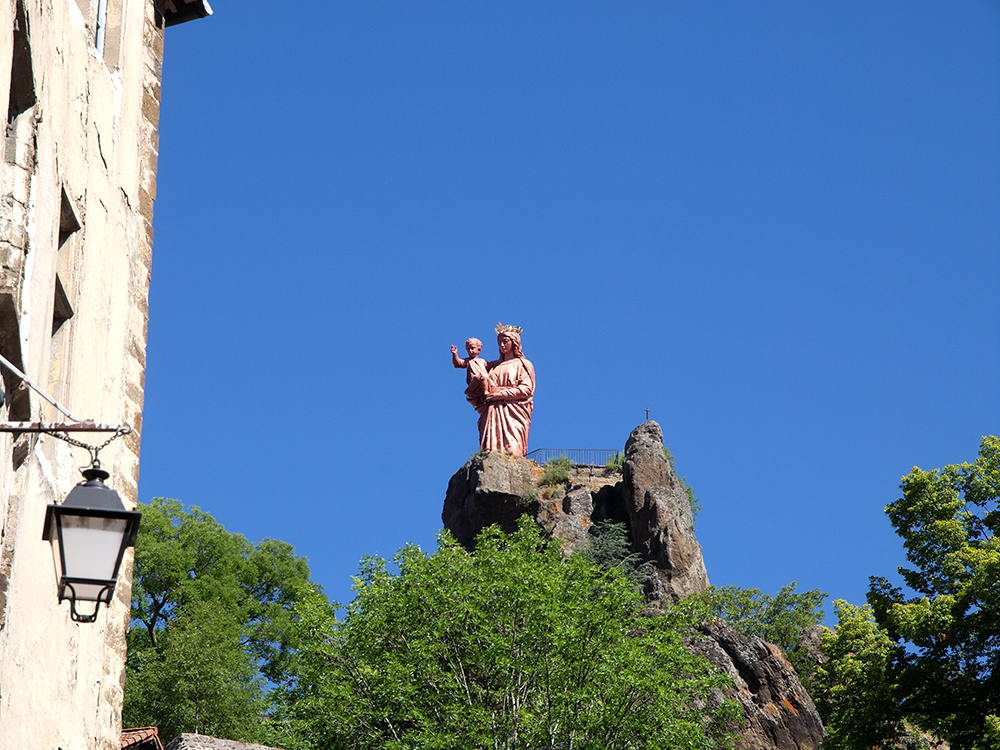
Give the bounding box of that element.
[525,448,621,466]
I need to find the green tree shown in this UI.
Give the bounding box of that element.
[292,518,739,750]
[866,435,1000,749]
[125,602,266,740]
[124,498,321,743]
[577,520,653,585]
[813,600,902,750]
[694,582,826,689]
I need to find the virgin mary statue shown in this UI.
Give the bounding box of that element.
[478,324,535,456]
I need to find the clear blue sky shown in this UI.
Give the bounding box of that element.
[137,2,1000,617]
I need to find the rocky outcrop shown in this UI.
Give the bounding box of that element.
[692,620,825,750]
[622,422,710,600]
[441,451,540,548]
[441,449,629,552]
[165,735,284,750]
[442,421,709,600]
[441,422,826,750]
[797,624,829,671]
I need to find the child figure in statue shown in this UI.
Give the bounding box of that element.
[451,338,490,410]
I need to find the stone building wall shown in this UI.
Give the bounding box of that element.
[0,0,171,746]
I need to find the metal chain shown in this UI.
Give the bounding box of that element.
[41,424,131,467]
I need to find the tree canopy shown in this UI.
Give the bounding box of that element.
[288,518,739,750]
[813,600,902,750]
[124,498,322,743]
[863,435,1000,749]
[814,436,1000,749]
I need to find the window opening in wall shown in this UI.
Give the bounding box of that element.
[2,0,35,436]
[51,277,73,335]
[58,188,81,248]
[0,294,29,432]
[51,188,79,352]
[5,0,36,162]
[95,0,108,54]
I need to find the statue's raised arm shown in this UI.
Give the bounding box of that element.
[451,338,489,410]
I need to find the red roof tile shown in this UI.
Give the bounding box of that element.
[122,726,165,750]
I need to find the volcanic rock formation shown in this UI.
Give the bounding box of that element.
[442,421,826,750]
[692,620,825,750]
[443,421,709,600]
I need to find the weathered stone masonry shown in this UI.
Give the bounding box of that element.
[0,1,206,747]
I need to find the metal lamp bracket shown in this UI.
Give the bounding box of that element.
[0,353,131,459]
[61,580,115,623]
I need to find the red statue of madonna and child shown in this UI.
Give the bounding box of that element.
[450,323,535,457]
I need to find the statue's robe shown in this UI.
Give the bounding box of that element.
[478,356,534,456]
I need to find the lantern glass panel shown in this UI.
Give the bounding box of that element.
[62,580,113,602]
[59,515,128,587]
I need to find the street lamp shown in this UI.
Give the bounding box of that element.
[43,465,141,623]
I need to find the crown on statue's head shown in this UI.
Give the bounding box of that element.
[495,322,523,336]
